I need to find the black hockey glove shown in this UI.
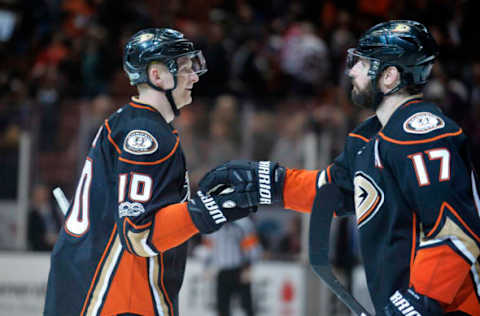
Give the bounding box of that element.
[199,160,286,207]
[187,190,257,234]
[384,288,443,316]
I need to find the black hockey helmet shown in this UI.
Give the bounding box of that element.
[347,20,438,96]
[123,28,207,116]
[123,28,207,86]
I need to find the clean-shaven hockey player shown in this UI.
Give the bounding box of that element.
[44,28,256,316]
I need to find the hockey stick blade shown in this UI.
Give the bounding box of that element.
[309,184,372,316]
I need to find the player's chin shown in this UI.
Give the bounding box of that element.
[177,96,193,109]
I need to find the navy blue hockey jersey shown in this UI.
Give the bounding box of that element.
[44,98,199,316]
[283,97,480,315]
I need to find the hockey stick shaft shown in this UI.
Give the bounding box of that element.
[53,187,70,215]
[309,184,373,316]
[311,264,372,316]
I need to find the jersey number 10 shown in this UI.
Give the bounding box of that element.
[65,159,153,236]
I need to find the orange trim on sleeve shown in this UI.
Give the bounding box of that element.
[105,119,122,154]
[119,135,180,165]
[283,168,319,213]
[80,225,118,316]
[427,202,480,242]
[241,234,259,250]
[378,129,463,145]
[151,202,199,252]
[412,245,472,305]
[348,133,370,143]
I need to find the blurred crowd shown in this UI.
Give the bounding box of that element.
[1,0,480,258]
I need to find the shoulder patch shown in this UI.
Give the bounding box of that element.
[123,130,158,155]
[403,112,445,134]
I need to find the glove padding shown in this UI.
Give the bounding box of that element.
[199,160,286,207]
[384,288,443,316]
[187,190,257,234]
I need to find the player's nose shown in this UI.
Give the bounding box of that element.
[190,72,199,83]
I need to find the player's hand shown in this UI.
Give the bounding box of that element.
[199,160,286,207]
[187,190,257,234]
[384,288,443,316]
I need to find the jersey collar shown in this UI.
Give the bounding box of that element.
[398,94,423,109]
[129,97,161,113]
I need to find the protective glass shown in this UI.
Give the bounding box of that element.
[175,50,208,76]
[346,48,377,70]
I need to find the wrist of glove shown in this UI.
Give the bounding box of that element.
[384,288,443,316]
[199,160,286,207]
[187,190,257,234]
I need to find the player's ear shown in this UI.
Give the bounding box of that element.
[380,66,401,92]
[148,63,175,90]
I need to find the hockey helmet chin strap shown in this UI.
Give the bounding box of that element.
[369,80,404,111]
[146,75,180,117]
[368,60,406,110]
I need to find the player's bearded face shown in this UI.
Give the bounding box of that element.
[349,78,376,109]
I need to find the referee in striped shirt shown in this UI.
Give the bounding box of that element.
[203,217,263,316]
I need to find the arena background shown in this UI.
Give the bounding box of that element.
[1,0,479,315]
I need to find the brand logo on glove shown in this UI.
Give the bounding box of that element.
[389,291,421,316]
[258,161,272,204]
[197,191,227,224]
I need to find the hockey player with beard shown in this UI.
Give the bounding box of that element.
[199,20,480,315]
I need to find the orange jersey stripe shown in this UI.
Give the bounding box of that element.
[348,133,370,143]
[80,225,118,316]
[378,129,463,145]
[283,168,319,213]
[151,202,199,252]
[357,195,380,224]
[105,119,122,154]
[119,135,180,165]
[326,164,333,183]
[428,202,480,243]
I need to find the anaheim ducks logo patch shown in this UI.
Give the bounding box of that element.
[354,172,384,228]
[124,130,158,155]
[403,112,445,134]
